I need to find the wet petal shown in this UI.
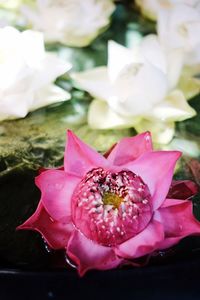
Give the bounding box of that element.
[155,199,200,249]
[115,219,164,259]
[17,201,74,250]
[107,132,153,166]
[67,230,122,276]
[124,150,181,210]
[36,169,80,221]
[64,130,108,177]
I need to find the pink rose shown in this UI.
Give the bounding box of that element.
[18,131,200,276]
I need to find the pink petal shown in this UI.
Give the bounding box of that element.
[107,132,153,166]
[161,198,186,208]
[17,201,74,250]
[156,200,200,237]
[115,219,164,259]
[64,130,108,177]
[124,151,181,210]
[155,199,200,249]
[67,230,122,276]
[36,169,80,221]
[167,180,198,200]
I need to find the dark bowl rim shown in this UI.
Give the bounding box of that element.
[1,253,200,279]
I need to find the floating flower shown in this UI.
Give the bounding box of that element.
[135,0,200,21]
[21,0,115,47]
[72,39,196,144]
[136,1,200,67]
[157,3,200,65]
[18,131,200,276]
[157,3,200,52]
[0,26,71,122]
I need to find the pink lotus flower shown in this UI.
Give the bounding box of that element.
[18,131,200,276]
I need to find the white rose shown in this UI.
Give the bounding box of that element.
[72,39,196,144]
[0,26,71,122]
[136,0,200,20]
[158,4,200,54]
[21,0,115,47]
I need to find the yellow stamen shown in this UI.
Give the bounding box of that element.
[103,192,123,209]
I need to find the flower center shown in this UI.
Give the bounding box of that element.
[178,24,188,38]
[103,192,123,209]
[72,168,152,246]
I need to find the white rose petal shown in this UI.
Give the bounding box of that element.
[110,61,168,116]
[30,84,70,111]
[185,46,200,65]
[167,138,200,158]
[0,26,71,122]
[21,0,115,47]
[140,34,184,89]
[88,99,140,130]
[73,40,168,116]
[107,40,141,82]
[72,66,114,101]
[145,90,196,122]
[134,118,175,145]
[178,66,200,99]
